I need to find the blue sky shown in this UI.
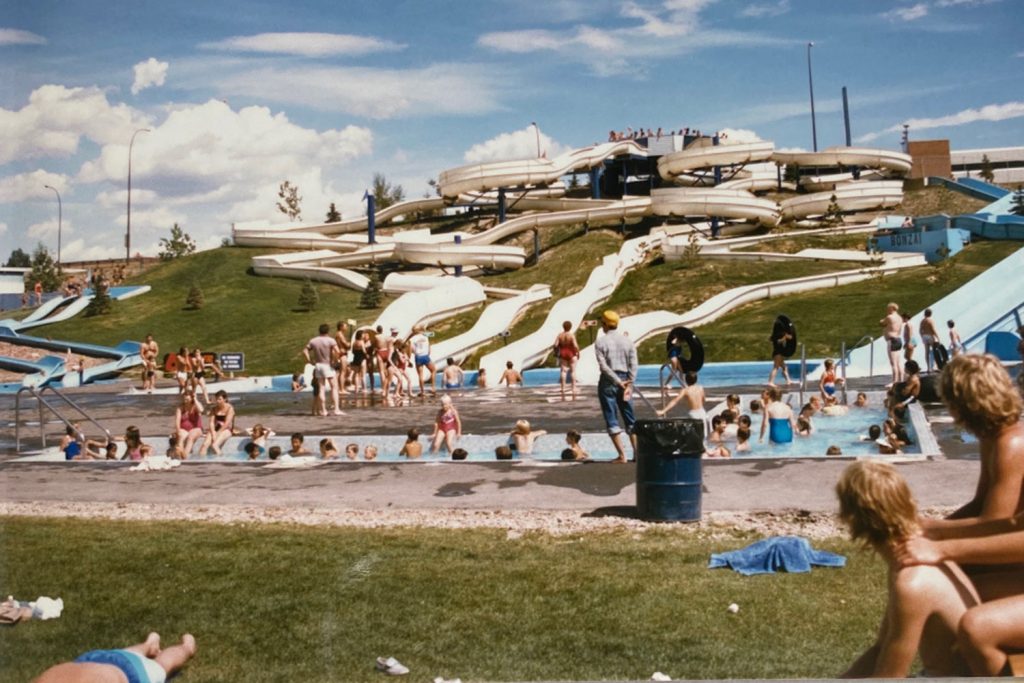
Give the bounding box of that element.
[1,0,1022,261]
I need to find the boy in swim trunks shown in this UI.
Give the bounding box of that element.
[33,632,196,683]
[442,357,464,390]
[408,324,437,396]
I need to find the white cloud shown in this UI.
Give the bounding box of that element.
[478,2,793,76]
[935,0,1000,6]
[59,238,125,262]
[205,62,504,119]
[0,170,69,202]
[131,58,168,95]
[201,32,404,57]
[739,1,790,18]
[0,85,150,165]
[0,222,7,235]
[857,100,1024,142]
[27,218,72,240]
[463,126,572,163]
[95,188,159,208]
[881,3,929,21]
[0,28,46,46]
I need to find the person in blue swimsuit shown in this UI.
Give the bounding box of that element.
[59,424,82,460]
[759,386,796,444]
[34,632,196,683]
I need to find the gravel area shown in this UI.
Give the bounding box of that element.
[0,501,958,539]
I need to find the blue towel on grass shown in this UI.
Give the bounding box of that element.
[708,536,846,576]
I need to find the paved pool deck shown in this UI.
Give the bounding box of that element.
[0,377,981,516]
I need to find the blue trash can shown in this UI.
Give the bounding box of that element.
[635,418,705,522]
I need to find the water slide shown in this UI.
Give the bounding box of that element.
[0,286,151,333]
[771,147,913,175]
[656,140,777,183]
[952,190,1024,240]
[779,180,904,220]
[437,140,647,198]
[233,196,447,237]
[573,253,928,385]
[476,234,659,380]
[825,245,1024,379]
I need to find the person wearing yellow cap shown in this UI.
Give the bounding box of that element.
[595,309,638,463]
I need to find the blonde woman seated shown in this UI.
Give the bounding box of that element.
[837,461,980,678]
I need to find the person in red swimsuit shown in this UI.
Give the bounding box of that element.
[553,320,580,401]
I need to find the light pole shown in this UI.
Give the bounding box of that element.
[43,184,62,266]
[126,127,150,262]
[806,41,818,152]
[531,121,541,158]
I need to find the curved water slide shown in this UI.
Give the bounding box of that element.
[371,277,488,339]
[438,140,647,198]
[772,147,912,175]
[657,140,777,183]
[780,180,904,220]
[430,284,552,363]
[232,197,447,238]
[650,187,779,227]
[0,286,151,333]
[476,234,660,380]
[573,255,927,385]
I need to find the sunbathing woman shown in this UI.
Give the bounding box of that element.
[925,354,1024,531]
[837,461,980,677]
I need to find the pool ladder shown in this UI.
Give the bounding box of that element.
[14,384,112,452]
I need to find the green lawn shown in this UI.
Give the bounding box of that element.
[0,517,885,682]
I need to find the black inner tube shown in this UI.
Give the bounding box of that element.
[666,326,705,373]
[933,343,949,370]
[772,315,798,358]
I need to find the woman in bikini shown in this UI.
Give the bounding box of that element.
[189,347,210,402]
[350,330,368,394]
[199,390,235,456]
[174,392,205,458]
[553,321,580,401]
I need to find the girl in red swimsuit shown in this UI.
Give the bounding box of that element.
[553,321,580,400]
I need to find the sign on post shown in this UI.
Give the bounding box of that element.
[219,352,244,373]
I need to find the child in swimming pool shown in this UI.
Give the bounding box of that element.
[345,443,359,460]
[430,395,461,454]
[319,438,338,459]
[364,445,378,461]
[854,392,868,407]
[736,426,751,452]
[819,358,842,401]
[564,429,589,461]
[288,432,310,456]
[399,428,423,459]
[166,434,186,459]
[509,419,546,455]
[244,442,261,460]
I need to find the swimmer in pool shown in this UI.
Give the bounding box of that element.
[759,386,796,445]
[399,428,423,459]
[509,419,546,455]
[819,358,843,401]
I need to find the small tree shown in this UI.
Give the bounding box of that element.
[158,223,197,261]
[681,232,702,266]
[29,243,62,292]
[185,281,204,310]
[371,173,405,210]
[277,181,302,220]
[358,269,384,309]
[822,194,844,226]
[297,278,320,311]
[1010,187,1024,216]
[5,247,30,268]
[325,203,342,223]
[783,163,801,185]
[979,154,995,183]
[84,277,112,316]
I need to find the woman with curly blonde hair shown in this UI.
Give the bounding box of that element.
[837,461,980,677]
[928,354,1024,531]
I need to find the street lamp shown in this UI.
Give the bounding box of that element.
[43,184,62,266]
[531,121,541,158]
[126,127,150,262]
[806,41,818,152]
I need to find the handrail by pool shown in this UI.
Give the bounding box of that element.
[15,384,113,452]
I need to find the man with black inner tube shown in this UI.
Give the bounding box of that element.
[595,309,638,463]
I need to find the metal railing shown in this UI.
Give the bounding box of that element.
[960,301,1024,353]
[15,385,112,452]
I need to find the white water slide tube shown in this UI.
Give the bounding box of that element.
[657,141,777,181]
[772,147,913,175]
[830,245,1024,380]
[372,276,488,339]
[650,187,780,227]
[477,234,660,380]
[233,196,447,237]
[573,255,927,385]
[438,140,647,198]
[779,181,904,220]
